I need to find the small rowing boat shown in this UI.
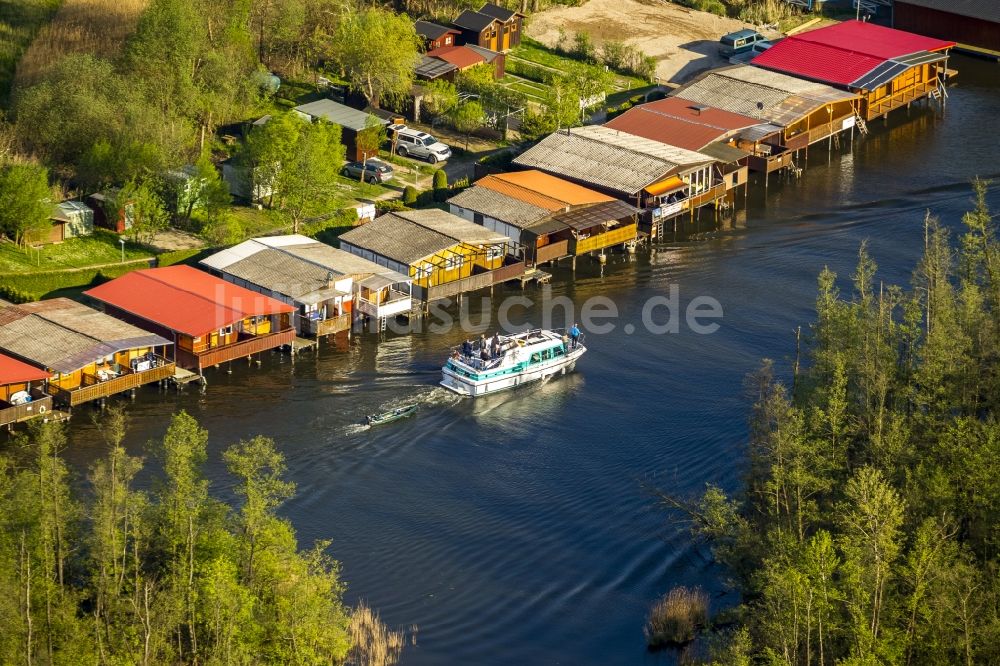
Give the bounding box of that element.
[366,404,418,426]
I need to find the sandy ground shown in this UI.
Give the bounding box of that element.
[526,0,777,85]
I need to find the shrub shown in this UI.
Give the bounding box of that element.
[571,32,597,64]
[432,169,448,190]
[644,586,709,647]
[402,185,418,205]
[375,199,409,215]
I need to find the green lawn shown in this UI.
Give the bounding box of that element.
[508,81,548,100]
[0,231,153,274]
[0,0,60,104]
[513,38,650,92]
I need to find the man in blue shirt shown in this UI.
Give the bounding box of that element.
[569,323,581,349]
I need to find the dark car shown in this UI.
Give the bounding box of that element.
[341,159,394,184]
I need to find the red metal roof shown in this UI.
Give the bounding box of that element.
[427,46,487,70]
[85,265,294,337]
[753,20,955,87]
[0,352,49,385]
[605,97,761,151]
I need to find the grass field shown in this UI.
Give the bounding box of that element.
[14,0,149,89]
[0,0,60,103]
[513,38,650,91]
[0,231,153,274]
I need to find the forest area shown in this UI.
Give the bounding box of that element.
[0,408,408,664]
[655,181,1000,664]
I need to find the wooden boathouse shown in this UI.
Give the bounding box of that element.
[85,265,295,373]
[339,209,520,303]
[0,299,174,408]
[671,64,859,170]
[0,353,56,427]
[751,20,954,122]
[511,125,723,240]
[200,235,412,337]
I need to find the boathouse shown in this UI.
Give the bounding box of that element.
[671,64,860,157]
[511,126,720,239]
[0,299,174,408]
[0,352,55,427]
[201,235,412,335]
[449,170,638,264]
[339,209,517,302]
[894,0,1000,55]
[605,97,775,176]
[751,21,954,122]
[85,265,295,373]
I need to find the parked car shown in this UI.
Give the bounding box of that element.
[719,29,768,58]
[341,159,394,184]
[388,124,452,164]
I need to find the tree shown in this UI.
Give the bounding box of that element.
[355,114,388,184]
[174,152,230,224]
[110,179,170,245]
[422,79,458,119]
[449,101,484,151]
[0,163,51,246]
[278,119,345,232]
[332,7,420,107]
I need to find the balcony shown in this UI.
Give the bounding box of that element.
[176,328,296,371]
[687,183,727,209]
[50,357,176,407]
[534,239,569,265]
[356,289,412,319]
[572,223,638,255]
[748,150,793,174]
[305,314,352,337]
[0,390,53,426]
[867,81,937,119]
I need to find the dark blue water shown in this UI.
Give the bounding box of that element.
[59,56,999,664]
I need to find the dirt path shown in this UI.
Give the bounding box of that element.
[525,0,778,84]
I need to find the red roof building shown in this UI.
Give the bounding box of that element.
[0,352,52,427]
[86,265,295,372]
[753,20,955,121]
[606,97,766,152]
[426,45,505,79]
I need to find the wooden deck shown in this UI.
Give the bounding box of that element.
[572,223,638,255]
[308,314,352,337]
[534,239,570,265]
[51,361,176,407]
[177,328,296,371]
[0,394,54,427]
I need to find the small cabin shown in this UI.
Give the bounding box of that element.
[415,20,461,51]
[28,201,94,245]
[87,191,135,234]
[475,3,524,51]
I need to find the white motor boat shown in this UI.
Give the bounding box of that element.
[441,329,586,397]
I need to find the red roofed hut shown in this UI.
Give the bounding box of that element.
[0,352,53,427]
[752,20,954,121]
[86,265,295,373]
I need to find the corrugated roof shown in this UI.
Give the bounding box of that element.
[0,299,171,374]
[340,216,458,265]
[672,65,857,127]
[573,126,714,166]
[752,20,953,88]
[699,141,750,163]
[605,97,763,151]
[447,187,553,228]
[427,45,486,70]
[85,265,294,337]
[415,20,459,40]
[223,249,336,300]
[465,44,502,62]
[391,209,510,244]
[551,200,639,231]
[512,128,709,196]
[896,0,999,22]
[452,9,498,32]
[484,170,613,207]
[416,55,458,79]
[0,352,50,385]
[293,99,387,132]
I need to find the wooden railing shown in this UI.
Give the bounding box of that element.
[534,239,569,265]
[0,394,53,426]
[418,272,494,302]
[356,290,412,318]
[51,362,176,407]
[748,151,793,173]
[867,81,936,119]
[572,223,638,255]
[311,314,352,337]
[179,328,296,370]
[688,183,727,210]
[491,262,528,284]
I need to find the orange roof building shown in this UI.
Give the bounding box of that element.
[86,265,296,373]
[477,170,614,210]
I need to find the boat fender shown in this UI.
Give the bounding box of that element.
[517,339,525,347]
[38,405,46,414]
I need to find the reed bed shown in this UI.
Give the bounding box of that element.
[645,586,710,648]
[347,602,415,666]
[14,0,149,89]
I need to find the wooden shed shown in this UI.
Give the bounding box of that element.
[292,99,389,161]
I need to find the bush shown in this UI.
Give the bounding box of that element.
[375,199,410,215]
[571,32,597,63]
[157,248,209,267]
[433,169,448,190]
[402,185,418,205]
[644,587,709,647]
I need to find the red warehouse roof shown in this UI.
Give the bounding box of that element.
[427,46,487,70]
[606,97,762,151]
[753,20,955,87]
[85,265,294,337]
[0,352,49,385]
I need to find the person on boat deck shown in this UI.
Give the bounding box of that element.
[462,339,472,356]
[490,333,500,358]
[570,323,581,349]
[480,345,489,362]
